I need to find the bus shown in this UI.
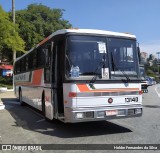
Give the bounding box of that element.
[14,29,142,123]
[140,65,148,93]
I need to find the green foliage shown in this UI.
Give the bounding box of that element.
[0,76,13,89]
[145,62,160,79]
[0,5,25,53]
[0,3,71,63]
[144,54,160,79]
[150,65,157,73]
[15,4,72,50]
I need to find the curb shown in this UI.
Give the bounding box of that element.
[0,102,5,110]
[0,88,14,92]
[0,89,6,110]
[0,87,7,92]
[7,89,14,92]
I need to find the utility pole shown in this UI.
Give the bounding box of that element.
[12,0,16,63]
[12,0,15,91]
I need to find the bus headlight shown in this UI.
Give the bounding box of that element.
[75,113,84,119]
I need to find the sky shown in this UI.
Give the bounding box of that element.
[0,0,160,56]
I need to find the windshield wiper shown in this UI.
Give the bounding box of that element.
[65,54,71,68]
[111,52,130,82]
[89,53,106,85]
[89,61,104,85]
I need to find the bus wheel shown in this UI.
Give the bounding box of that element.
[42,96,46,117]
[19,90,24,106]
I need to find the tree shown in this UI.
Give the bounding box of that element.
[148,54,154,61]
[0,5,25,63]
[15,4,72,51]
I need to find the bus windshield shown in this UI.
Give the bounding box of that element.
[66,35,139,80]
[108,38,139,79]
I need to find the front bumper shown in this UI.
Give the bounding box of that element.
[63,105,143,123]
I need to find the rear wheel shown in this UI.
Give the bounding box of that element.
[19,90,24,106]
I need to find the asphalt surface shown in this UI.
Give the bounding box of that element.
[0,85,160,153]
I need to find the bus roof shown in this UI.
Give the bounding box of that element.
[15,29,136,62]
[36,29,136,47]
[49,29,136,38]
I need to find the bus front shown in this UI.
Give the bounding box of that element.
[63,32,142,123]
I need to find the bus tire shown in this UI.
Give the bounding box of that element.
[42,94,46,117]
[19,89,24,106]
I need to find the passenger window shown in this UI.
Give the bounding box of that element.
[44,44,52,83]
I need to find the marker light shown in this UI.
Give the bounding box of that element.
[108,98,113,104]
[68,92,77,97]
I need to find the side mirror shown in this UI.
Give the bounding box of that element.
[137,46,141,64]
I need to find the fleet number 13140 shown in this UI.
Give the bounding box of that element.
[125,97,138,102]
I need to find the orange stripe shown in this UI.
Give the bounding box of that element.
[82,89,139,93]
[77,84,139,93]
[15,69,43,86]
[77,84,90,92]
[37,36,50,46]
[92,88,140,92]
[32,69,43,85]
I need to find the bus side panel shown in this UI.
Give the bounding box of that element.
[23,86,43,110]
[14,69,54,120]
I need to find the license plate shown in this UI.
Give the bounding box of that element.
[106,110,118,116]
[125,97,138,103]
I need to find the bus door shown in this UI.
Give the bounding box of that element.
[43,43,53,119]
[52,39,65,119]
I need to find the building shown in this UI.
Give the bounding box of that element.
[140,52,148,64]
[0,65,13,77]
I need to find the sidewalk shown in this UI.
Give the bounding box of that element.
[0,91,15,110]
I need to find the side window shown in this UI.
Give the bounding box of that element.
[44,44,52,83]
[45,46,51,67]
[16,61,20,73]
[26,56,29,71]
[14,62,19,74]
[32,50,37,69]
[28,53,33,70]
[21,57,26,72]
[37,47,45,68]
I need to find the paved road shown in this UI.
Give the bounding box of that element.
[0,85,160,153]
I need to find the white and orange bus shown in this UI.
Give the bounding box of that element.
[14,29,142,123]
